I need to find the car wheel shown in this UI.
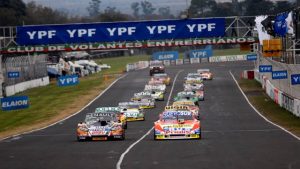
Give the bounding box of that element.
[153,131,158,140]
[120,132,125,140]
[77,136,84,142]
[124,122,128,129]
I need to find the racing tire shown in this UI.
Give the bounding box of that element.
[120,132,125,140]
[124,122,128,129]
[153,131,158,140]
[77,136,84,142]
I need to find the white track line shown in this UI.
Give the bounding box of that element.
[0,74,128,142]
[229,71,300,141]
[116,70,183,169]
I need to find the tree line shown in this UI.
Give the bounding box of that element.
[0,0,297,26]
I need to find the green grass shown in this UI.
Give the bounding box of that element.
[239,79,300,136]
[0,73,106,133]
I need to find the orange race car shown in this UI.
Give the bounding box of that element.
[197,69,213,80]
[154,110,201,140]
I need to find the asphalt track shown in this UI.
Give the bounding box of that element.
[0,61,300,169]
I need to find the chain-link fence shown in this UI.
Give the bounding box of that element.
[2,54,48,86]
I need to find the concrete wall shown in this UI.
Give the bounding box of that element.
[5,76,50,96]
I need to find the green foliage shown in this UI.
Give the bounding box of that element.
[87,0,101,18]
[100,7,130,22]
[0,0,26,26]
[131,2,140,19]
[141,1,156,16]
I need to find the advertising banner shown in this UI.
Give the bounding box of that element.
[1,96,29,111]
[152,51,179,60]
[176,59,183,65]
[1,37,257,54]
[259,65,272,73]
[246,54,257,61]
[17,18,225,45]
[58,75,79,86]
[291,74,300,85]
[272,70,288,79]
[7,72,20,78]
[189,48,213,58]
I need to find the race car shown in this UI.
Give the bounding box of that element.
[184,86,204,101]
[197,69,213,80]
[118,102,145,121]
[149,60,165,76]
[95,107,127,129]
[184,78,203,85]
[152,73,171,85]
[144,85,165,101]
[145,84,166,93]
[172,100,200,119]
[131,92,155,109]
[174,91,202,104]
[184,82,204,91]
[77,112,125,141]
[154,110,201,140]
[185,73,203,81]
[148,77,165,86]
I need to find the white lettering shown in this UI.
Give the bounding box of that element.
[107,28,116,36]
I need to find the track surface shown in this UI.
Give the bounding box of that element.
[0,61,299,169]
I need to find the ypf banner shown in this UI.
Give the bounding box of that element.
[16,18,225,45]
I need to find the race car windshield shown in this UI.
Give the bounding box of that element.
[161,111,194,121]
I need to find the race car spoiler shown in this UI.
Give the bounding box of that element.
[95,107,120,113]
[165,105,189,110]
[197,69,210,73]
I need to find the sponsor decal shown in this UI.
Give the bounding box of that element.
[152,51,179,61]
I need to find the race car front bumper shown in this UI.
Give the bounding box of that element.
[126,117,145,121]
[154,134,200,140]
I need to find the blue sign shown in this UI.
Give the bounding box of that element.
[291,74,300,85]
[152,51,179,60]
[259,65,272,73]
[272,70,288,79]
[7,72,20,78]
[1,96,29,111]
[274,12,288,37]
[16,18,225,45]
[58,75,79,86]
[246,54,257,61]
[189,48,213,58]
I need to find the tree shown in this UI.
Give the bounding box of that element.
[0,0,27,26]
[141,1,155,17]
[272,1,293,14]
[188,0,217,17]
[158,7,172,19]
[100,7,130,22]
[241,0,274,16]
[131,2,140,19]
[87,0,101,18]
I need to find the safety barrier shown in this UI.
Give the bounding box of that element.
[255,71,300,117]
[5,76,50,97]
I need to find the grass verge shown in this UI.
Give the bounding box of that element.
[238,79,300,137]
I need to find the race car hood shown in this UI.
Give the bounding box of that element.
[155,120,199,134]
